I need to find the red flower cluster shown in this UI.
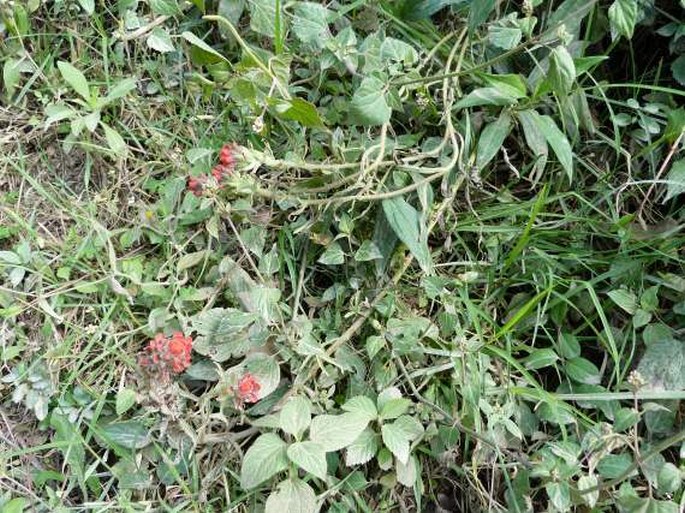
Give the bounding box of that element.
[186,143,239,197]
[139,332,193,374]
[237,372,261,403]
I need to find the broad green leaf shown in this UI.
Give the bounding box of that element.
[393,415,424,441]
[468,0,496,30]
[102,123,127,155]
[523,348,559,370]
[657,463,681,494]
[100,421,151,449]
[57,61,91,102]
[548,46,576,96]
[531,112,573,182]
[379,398,412,420]
[488,26,522,50]
[274,98,324,128]
[382,197,432,274]
[478,73,527,98]
[240,285,281,323]
[558,332,580,359]
[637,338,685,390]
[149,0,180,15]
[264,478,318,513]
[249,0,279,38]
[608,288,638,314]
[218,0,246,25]
[617,496,679,513]
[663,159,685,203]
[354,240,383,261]
[192,308,260,360]
[545,0,597,42]
[242,352,281,399]
[77,0,94,14]
[381,422,410,464]
[672,55,685,87]
[102,77,137,106]
[345,428,379,466]
[2,498,28,513]
[177,250,209,272]
[146,27,175,53]
[309,412,371,452]
[546,481,571,511]
[608,0,638,40]
[476,112,512,170]
[287,442,328,480]
[0,251,22,265]
[182,31,229,63]
[350,76,391,126]
[597,453,634,479]
[240,433,289,489]
[292,2,331,50]
[50,413,85,477]
[318,242,345,265]
[342,396,378,422]
[380,37,418,65]
[517,109,547,157]
[115,388,137,416]
[455,87,518,109]
[396,455,417,487]
[578,474,599,508]
[280,396,312,438]
[565,357,601,385]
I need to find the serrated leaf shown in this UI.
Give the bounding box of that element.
[380,37,418,65]
[476,112,512,170]
[345,428,378,466]
[342,396,378,422]
[147,27,175,53]
[280,396,312,438]
[287,442,327,480]
[382,196,432,274]
[608,0,638,40]
[100,421,150,449]
[381,422,410,464]
[264,478,318,513]
[115,388,137,416]
[240,433,289,489]
[455,87,518,109]
[351,76,391,126]
[379,398,412,420]
[310,412,371,452]
[292,2,331,50]
[57,61,91,102]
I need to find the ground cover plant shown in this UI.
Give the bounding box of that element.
[1,0,684,511]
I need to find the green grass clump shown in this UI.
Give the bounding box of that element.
[1,1,684,511]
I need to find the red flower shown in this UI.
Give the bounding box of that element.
[187,176,206,197]
[139,332,193,374]
[237,372,261,403]
[219,143,237,168]
[211,164,231,183]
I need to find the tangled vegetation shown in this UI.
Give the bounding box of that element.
[1,0,684,511]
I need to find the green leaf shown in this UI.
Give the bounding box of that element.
[274,98,324,128]
[57,61,91,102]
[345,428,379,466]
[476,112,512,170]
[249,0,279,38]
[558,332,580,359]
[350,76,391,126]
[672,55,685,87]
[242,352,281,400]
[608,288,638,314]
[76,0,95,14]
[598,453,634,479]
[381,422,410,464]
[181,31,229,63]
[240,433,289,489]
[1,498,28,513]
[546,481,571,511]
[523,348,559,370]
[292,2,331,50]
[147,27,175,53]
[287,442,328,480]
[488,26,522,50]
[382,197,432,274]
[468,0,496,30]
[532,112,573,182]
[379,398,412,420]
[608,0,638,40]
[309,412,371,452]
[354,240,383,262]
[657,463,681,494]
[565,357,601,385]
[280,396,312,438]
[478,73,527,98]
[149,0,180,15]
[548,46,576,96]
[100,421,151,449]
[517,109,548,158]
[115,388,137,416]
[637,338,685,390]
[318,242,345,265]
[455,87,518,109]
[102,123,128,155]
[177,250,209,272]
[102,77,137,106]
[396,455,417,487]
[380,37,418,65]
[218,0,246,25]
[264,478,318,513]
[192,308,260,360]
[342,396,378,422]
[663,159,685,203]
[578,474,599,508]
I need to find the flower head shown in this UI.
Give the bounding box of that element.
[237,372,261,403]
[219,143,238,168]
[187,176,206,197]
[139,332,193,375]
